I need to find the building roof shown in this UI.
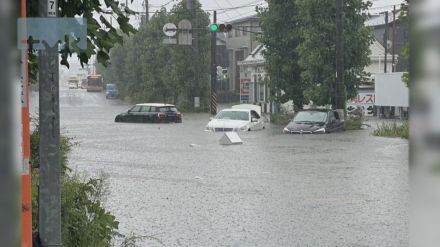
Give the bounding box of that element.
[365,10,401,27]
[369,38,394,60]
[238,44,265,66]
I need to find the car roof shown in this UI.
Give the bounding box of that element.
[299,109,331,113]
[135,103,176,107]
[220,108,250,112]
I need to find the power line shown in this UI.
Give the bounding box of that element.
[217,0,265,14]
[125,1,265,14]
[213,0,234,22]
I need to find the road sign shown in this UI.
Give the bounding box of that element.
[163,23,177,37]
[178,19,192,45]
[47,0,57,17]
[163,37,177,45]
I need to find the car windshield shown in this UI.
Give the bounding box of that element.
[293,111,327,123]
[106,84,116,90]
[215,111,249,121]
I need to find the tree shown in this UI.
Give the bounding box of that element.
[259,0,373,109]
[27,0,137,67]
[297,0,373,107]
[258,0,308,111]
[98,2,211,110]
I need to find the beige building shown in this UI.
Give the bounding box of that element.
[226,15,261,93]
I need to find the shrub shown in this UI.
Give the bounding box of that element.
[345,116,363,130]
[30,129,122,246]
[270,113,294,125]
[372,122,409,139]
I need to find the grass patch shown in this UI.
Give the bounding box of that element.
[345,116,363,130]
[372,121,409,139]
[270,113,294,125]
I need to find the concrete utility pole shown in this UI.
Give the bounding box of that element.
[392,5,396,72]
[384,11,389,73]
[335,0,345,110]
[145,0,149,23]
[210,11,218,115]
[38,0,62,246]
[0,1,20,246]
[188,0,198,103]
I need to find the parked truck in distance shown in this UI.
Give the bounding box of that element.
[86,75,103,92]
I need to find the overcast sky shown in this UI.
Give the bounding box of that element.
[66,0,405,70]
[124,0,405,27]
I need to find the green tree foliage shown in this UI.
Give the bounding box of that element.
[27,0,137,67]
[259,0,373,109]
[297,0,373,107]
[98,3,211,110]
[258,0,307,110]
[30,128,121,246]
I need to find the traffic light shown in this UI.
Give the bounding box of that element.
[209,23,232,32]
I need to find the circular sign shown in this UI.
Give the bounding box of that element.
[163,23,177,37]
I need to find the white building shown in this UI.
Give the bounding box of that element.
[237,45,278,113]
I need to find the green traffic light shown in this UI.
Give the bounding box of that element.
[210,24,219,32]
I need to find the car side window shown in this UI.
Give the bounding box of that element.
[140,106,151,112]
[251,111,260,119]
[150,107,157,112]
[130,106,141,112]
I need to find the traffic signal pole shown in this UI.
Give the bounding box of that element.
[38,0,62,245]
[210,11,217,115]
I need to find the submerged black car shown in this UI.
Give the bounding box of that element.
[115,103,182,123]
[283,110,345,134]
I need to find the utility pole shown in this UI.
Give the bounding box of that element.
[392,5,396,72]
[21,0,32,246]
[145,0,149,23]
[38,0,62,246]
[0,0,20,246]
[210,11,218,115]
[188,0,199,105]
[335,0,345,110]
[384,11,389,73]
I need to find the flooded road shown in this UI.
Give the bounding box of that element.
[32,88,408,246]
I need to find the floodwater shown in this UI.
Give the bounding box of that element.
[31,88,408,246]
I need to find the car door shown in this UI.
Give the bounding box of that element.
[127,105,142,122]
[139,106,151,123]
[250,110,263,130]
[329,111,343,132]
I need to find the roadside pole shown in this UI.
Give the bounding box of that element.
[384,11,389,73]
[0,1,20,246]
[335,0,345,110]
[392,5,396,72]
[21,0,32,245]
[38,0,62,246]
[210,11,217,115]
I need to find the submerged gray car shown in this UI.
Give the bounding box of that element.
[283,110,345,134]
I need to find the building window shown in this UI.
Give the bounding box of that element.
[235,29,241,37]
[242,27,248,36]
